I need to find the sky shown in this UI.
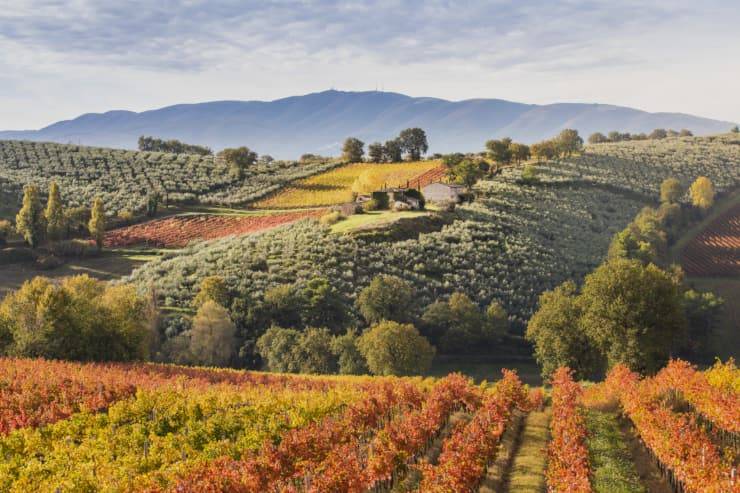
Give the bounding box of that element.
[1,0,739,130]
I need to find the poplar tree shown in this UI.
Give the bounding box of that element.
[45,181,65,241]
[15,184,46,248]
[89,197,106,250]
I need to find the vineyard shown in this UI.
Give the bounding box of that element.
[681,202,740,277]
[1,357,737,492]
[253,160,441,209]
[0,140,338,215]
[104,210,326,248]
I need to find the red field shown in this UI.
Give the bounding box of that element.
[105,210,325,248]
[680,203,740,277]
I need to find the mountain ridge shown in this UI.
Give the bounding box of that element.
[1,90,735,159]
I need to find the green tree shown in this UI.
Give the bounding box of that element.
[510,142,530,163]
[192,276,229,309]
[189,301,236,367]
[221,147,258,179]
[521,164,539,183]
[682,289,724,356]
[557,129,583,157]
[293,327,337,374]
[357,320,435,376]
[0,219,12,246]
[578,258,687,373]
[331,329,367,375]
[421,292,488,352]
[660,177,682,204]
[342,137,365,162]
[44,181,65,241]
[526,281,599,380]
[262,284,304,329]
[485,138,512,164]
[15,184,46,248]
[679,129,693,137]
[485,301,509,340]
[448,159,485,188]
[357,275,415,324]
[300,277,349,333]
[256,325,301,372]
[689,176,715,210]
[649,128,668,139]
[88,197,106,250]
[383,138,403,162]
[398,128,428,161]
[530,140,558,162]
[608,207,667,265]
[588,132,608,144]
[731,125,739,133]
[368,142,384,163]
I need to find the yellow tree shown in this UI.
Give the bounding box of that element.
[45,181,65,241]
[689,176,715,210]
[15,184,46,248]
[88,197,106,250]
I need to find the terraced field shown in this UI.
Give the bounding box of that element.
[253,160,441,208]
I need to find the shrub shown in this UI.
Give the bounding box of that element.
[47,239,96,258]
[0,219,12,245]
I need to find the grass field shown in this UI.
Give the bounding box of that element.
[253,160,441,208]
[330,210,429,233]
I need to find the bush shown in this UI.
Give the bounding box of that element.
[35,254,63,270]
[0,219,11,245]
[117,210,135,225]
[48,239,96,258]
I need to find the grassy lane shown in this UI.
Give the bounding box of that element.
[585,409,646,493]
[503,407,550,493]
[478,410,526,492]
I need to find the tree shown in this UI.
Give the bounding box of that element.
[588,132,608,144]
[608,207,667,265]
[146,192,160,218]
[15,185,46,248]
[682,289,724,356]
[526,281,599,380]
[292,327,337,374]
[0,219,11,246]
[383,138,403,162]
[485,301,509,340]
[531,140,558,162]
[521,164,539,183]
[731,125,739,133]
[421,292,489,352]
[65,206,91,237]
[578,258,687,373]
[398,128,428,161]
[689,176,715,210]
[262,284,305,329]
[441,153,465,169]
[368,142,384,163]
[649,128,668,139]
[45,181,65,241]
[679,129,693,137]
[557,129,583,157]
[192,276,229,309]
[510,143,530,163]
[331,329,367,374]
[357,275,415,324]
[485,139,512,165]
[221,147,258,179]
[448,159,485,188]
[660,177,682,204]
[342,137,365,163]
[256,326,301,372]
[357,321,435,376]
[189,301,236,367]
[300,277,349,333]
[88,197,106,250]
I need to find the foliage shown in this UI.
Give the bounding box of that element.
[608,206,667,265]
[682,289,724,356]
[447,158,485,188]
[0,219,11,245]
[659,177,683,204]
[383,138,403,162]
[138,135,212,155]
[88,196,106,250]
[330,328,368,375]
[357,320,435,376]
[421,292,496,352]
[44,181,65,241]
[221,146,258,179]
[190,301,237,367]
[192,275,230,309]
[689,176,715,210]
[15,184,46,248]
[356,274,415,324]
[557,129,584,157]
[367,142,384,163]
[526,282,599,380]
[398,128,428,161]
[0,275,154,361]
[342,137,365,162]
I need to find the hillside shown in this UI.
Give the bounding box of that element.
[0,140,338,215]
[2,90,735,158]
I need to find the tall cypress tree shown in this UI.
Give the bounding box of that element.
[15,184,46,248]
[45,181,65,241]
[88,197,106,250]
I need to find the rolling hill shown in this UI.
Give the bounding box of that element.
[1,90,735,159]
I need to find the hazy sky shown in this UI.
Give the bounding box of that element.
[1,0,739,129]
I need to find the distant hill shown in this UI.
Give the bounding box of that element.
[1,90,735,159]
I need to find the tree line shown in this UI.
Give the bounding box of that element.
[138,136,213,156]
[526,175,722,379]
[587,128,693,144]
[342,128,429,163]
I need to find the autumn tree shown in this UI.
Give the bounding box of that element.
[358,320,435,376]
[342,137,365,162]
[357,275,415,324]
[531,140,558,162]
[189,301,236,367]
[45,181,65,241]
[659,177,683,204]
[398,128,428,161]
[368,142,384,163]
[689,176,715,210]
[485,138,513,165]
[16,185,46,248]
[192,276,229,309]
[222,147,258,179]
[0,219,11,246]
[88,197,106,250]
